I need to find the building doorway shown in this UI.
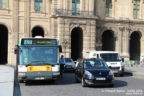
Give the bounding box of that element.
[0,24,8,64]
[130,32,141,61]
[32,26,44,37]
[71,27,83,61]
[102,30,115,51]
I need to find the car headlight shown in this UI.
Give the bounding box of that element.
[85,70,94,79]
[109,70,114,80]
[108,70,113,75]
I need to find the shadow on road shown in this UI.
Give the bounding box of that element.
[113,79,127,88]
[24,73,76,86]
[19,73,128,88]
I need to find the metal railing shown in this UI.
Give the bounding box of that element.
[51,9,99,18]
[124,60,141,67]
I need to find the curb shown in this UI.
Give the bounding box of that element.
[0,65,15,96]
[124,70,144,78]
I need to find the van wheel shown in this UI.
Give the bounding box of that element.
[81,78,87,87]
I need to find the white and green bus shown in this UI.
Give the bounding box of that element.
[15,38,62,82]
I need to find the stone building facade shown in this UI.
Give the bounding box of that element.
[0,0,144,65]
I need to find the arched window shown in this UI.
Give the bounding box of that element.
[72,0,80,15]
[35,0,43,12]
[105,0,112,17]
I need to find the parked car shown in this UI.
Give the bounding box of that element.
[88,51,124,76]
[64,58,75,72]
[75,58,114,87]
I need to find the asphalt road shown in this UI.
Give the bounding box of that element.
[14,73,144,96]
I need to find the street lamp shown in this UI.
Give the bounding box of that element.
[62,39,69,56]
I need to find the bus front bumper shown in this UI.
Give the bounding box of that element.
[18,71,60,81]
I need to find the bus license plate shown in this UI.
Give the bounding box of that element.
[96,77,106,80]
[28,65,52,71]
[35,77,45,80]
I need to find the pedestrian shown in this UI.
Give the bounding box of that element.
[60,55,65,78]
[142,55,144,67]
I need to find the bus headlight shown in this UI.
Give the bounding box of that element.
[18,72,26,77]
[52,65,60,72]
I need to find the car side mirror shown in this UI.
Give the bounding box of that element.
[109,66,112,69]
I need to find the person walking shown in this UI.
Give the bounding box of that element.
[60,55,65,78]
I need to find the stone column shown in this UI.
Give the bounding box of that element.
[123,29,130,60]
[43,0,46,13]
[24,0,30,37]
[13,0,19,44]
[10,0,19,64]
[47,0,51,14]
[90,21,96,50]
[89,0,94,16]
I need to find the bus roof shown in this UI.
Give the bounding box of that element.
[18,38,59,46]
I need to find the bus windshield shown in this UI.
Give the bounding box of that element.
[19,46,58,65]
[100,53,121,62]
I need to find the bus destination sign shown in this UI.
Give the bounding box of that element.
[21,39,57,46]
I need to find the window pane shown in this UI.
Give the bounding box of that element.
[1,0,6,8]
[77,0,80,3]
[72,3,76,13]
[133,0,140,19]
[72,0,75,3]
[105,0,112,17]
[35,0,39,11]
[39,0,43,11]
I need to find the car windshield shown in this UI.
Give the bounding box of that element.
[19,46,58,65]
[100,53,121,61]
[65,58,73,62]
[84,59,108,69]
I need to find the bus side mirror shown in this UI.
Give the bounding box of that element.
[14,45,19,54]
[59,45,62,52]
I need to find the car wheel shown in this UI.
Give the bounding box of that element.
[81,78,87,87]
[109,83,114,87]
[75,75,80,83]
[120,73,124,76]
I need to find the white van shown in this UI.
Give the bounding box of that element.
[89,51,124,76]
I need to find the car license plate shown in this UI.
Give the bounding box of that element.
[35,77,45,80]
[66,66,71,68]
[96,77,106,80]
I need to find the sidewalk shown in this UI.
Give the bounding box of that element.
[124,65,144,78]
[0,65,15,96]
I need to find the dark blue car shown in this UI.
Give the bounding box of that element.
[75,58,114,87]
